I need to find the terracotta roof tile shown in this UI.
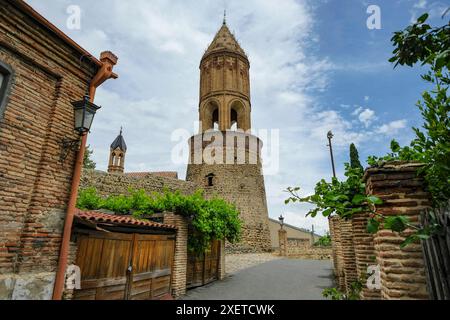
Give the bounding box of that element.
[75,210,177,230]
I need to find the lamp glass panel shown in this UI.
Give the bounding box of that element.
[74,108,84,130]
[83,112,95,131]
[0,74,4,88]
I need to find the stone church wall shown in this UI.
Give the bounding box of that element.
[80,170,198,197]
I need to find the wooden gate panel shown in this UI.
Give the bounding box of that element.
[187,240,221,289]
[128,234,175,300]
[74,232,133,300]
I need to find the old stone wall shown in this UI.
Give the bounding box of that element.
[0,1,100,300]
[80,169,198,196]
[364,162,430,300]
[286,238,310,256]
[278,231,331,260]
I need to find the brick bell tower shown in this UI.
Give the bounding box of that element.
[108,128,127,174]
[186,17,272,252]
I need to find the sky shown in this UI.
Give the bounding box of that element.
[26,0,449,235]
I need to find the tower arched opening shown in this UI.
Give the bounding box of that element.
[202,100,220,131]
[229,100,246,131]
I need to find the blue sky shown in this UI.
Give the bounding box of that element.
[26,0,449,234]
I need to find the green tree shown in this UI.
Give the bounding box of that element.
[83,145,96,170]
[349,143,363,173]
[371,13,450,206]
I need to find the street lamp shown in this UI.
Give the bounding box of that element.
[278,214,285,229]
[72,95,101,134]
[327,130,337,179]
[59,95,101,162]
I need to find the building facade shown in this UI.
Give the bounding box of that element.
[0,0,117,299]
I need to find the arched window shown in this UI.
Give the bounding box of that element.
[202,100,220,131]
[213,108,219,130]
[229,100,246,131]
[206,173,215,187]
[0,61,14,120]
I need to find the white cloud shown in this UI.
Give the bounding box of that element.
[413,0,427,9]
[377,119,408,135]
[352,106,364,116]
[358,109,377,128]
[364,96,370,102]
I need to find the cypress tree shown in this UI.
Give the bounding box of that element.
[350,143,363,172]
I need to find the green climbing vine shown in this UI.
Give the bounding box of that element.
[76,187,242,254]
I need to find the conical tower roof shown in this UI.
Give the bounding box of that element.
[110,128,127,152]
[203,20,247,58]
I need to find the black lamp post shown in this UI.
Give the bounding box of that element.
[327,130,336,179]
[278,214,285,229]
[59,95,101,162]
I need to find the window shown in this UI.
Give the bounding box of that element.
[206,173,215,187]
[0,61,14,120]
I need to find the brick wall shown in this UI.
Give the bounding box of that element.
[0,1,100,300]
[364,162,430,299]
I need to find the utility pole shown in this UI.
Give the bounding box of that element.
[327,131,336,179]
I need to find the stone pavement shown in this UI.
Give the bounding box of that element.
[182,259,334,300]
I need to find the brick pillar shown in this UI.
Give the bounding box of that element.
[364,162,431,299]
[352,212,381,299]
[341,218,358,294]
[164,213,188,298]
[330,216,345,291]
[218,241,226,280]
[329,217,338,277]
[278,229,287,257]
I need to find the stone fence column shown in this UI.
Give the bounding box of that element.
[352,212,381,299]
[163,213,188,298]
[278,229,287,257]
[364,162,431,299]
[340,218,358,294]
[329,216,345,291]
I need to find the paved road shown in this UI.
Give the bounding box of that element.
[182,259,334,300]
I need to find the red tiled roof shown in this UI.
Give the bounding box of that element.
[75,210,177,230]
[125,172,179,179]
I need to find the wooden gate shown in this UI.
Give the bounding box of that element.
[421,206,450,300]
[186,240,221,288]
[73,231,175,300]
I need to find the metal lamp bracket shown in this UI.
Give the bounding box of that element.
[59,137,81,163]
